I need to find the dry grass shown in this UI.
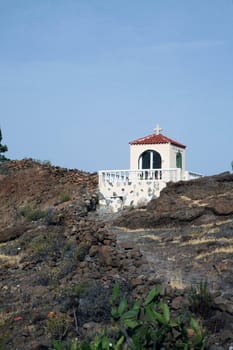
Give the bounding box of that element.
[0,253,20,267]
[195,245,233,260]
[0,311,12,327]
[180,195,209,207]
[181,237,233,247]
[114,226,146,232]
[141,234,161,241]
[197,218,233,228]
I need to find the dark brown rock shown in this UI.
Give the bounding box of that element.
[98,245,113,266]
[114,172,233,229]
[171,296,184,310]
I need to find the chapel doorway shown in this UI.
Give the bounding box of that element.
[139,150,161,169]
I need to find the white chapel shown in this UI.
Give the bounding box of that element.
[99,125,201,211]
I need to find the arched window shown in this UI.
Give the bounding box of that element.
[176,151,182,169]
[138,150,161,169]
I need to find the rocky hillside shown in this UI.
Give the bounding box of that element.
[0,160,149,350]
[114,172,233,348]
[0,160,232,349]
[0,159,98,235]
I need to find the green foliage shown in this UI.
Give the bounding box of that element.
[143,285,162,306]
[42,159,52,166]
[46,313,69,340]
[19,204,47,221]
[53,333,115,350]
[74,281,92,297]
[32,158,52,166]
[0,128,9,163]
[59,192,71,203]
[52,339,64,350]
[52,283,207,350]
[0,315,11,350]
[189,280,213,317]
[189,317,207,348]
[53,334,114,350]
[28,231,66,262]
[74,242,89,261]
[45,208,65,225]
[0,333,10,350]
[109,283,207,349]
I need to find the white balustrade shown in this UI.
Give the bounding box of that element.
[184,171,203,180]
[99,168,183,185]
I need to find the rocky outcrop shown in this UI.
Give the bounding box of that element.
[0,158,98,232]
[114,172,233,228]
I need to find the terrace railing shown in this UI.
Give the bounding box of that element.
[99,168,183,185]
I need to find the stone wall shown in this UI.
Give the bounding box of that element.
[99,179,167,212]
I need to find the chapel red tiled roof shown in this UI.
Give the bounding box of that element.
[129,133,186,149]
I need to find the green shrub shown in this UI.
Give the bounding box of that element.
[46,313,69,340]
[113,283,207,349]
[45,208,64,225]
[74,242,89,261]
[30,239,54,260]
[59,193,71,203]
[19,204,47,221]
[31,158,52,166]
[0,315,10,350]
[51,283,207,350]
[28,231,65,261]
[189,280,213,317]
[74,281,92,297]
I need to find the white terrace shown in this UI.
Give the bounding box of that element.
[99,125,202,211]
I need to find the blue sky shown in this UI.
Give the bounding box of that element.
[0,0,232,175]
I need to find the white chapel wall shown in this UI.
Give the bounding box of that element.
[130,143,171,170]
[169,146,186,172]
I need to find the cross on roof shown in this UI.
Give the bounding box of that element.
[154,124,163,135]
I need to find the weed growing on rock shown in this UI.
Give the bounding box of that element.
[46,312,70,341]
[0,313,11,350]
[74,281,92,297]
[29,158,52,166]
[188,280,213,317]
[59,192,71,203]
[36,268,54,286]
[74,242,89,261]
[19,204,47,221]
[0,333,10,350]
[45,208,65,225]
[0,312,10,329]
[56,259,78,280]
[29,231,66,262]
